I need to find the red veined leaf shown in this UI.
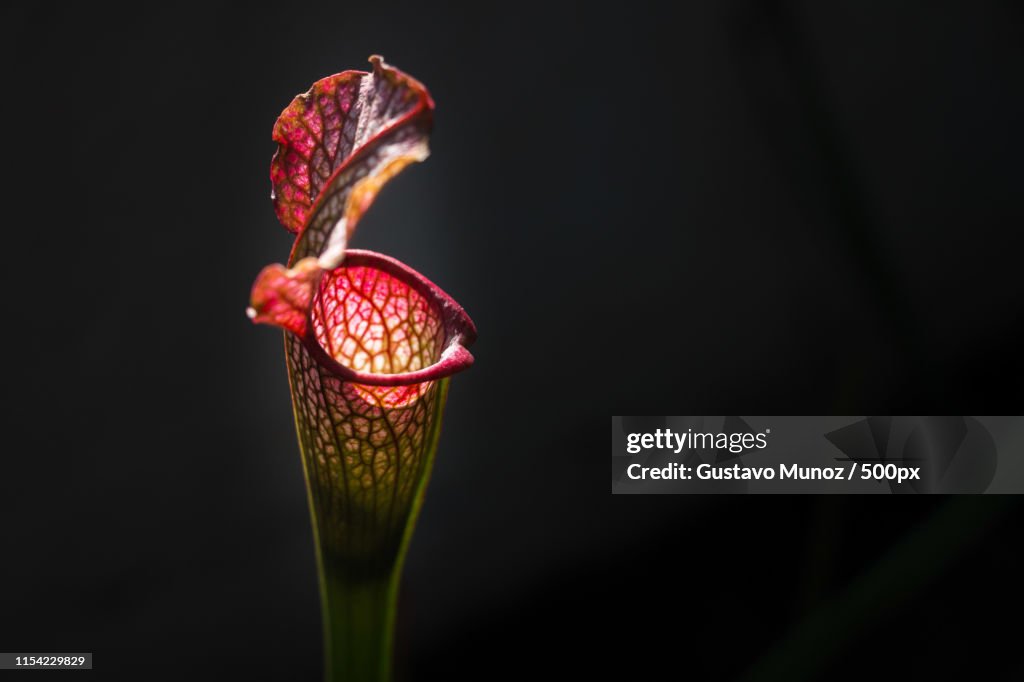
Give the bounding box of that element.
[270,55,433,269]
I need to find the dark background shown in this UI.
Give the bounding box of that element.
[3,1,1023,679]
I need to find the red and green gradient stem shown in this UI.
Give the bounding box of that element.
[305,379,449,682]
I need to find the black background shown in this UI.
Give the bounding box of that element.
[3,1,1023,679]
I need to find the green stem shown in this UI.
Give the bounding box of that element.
[320,556,400,682]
